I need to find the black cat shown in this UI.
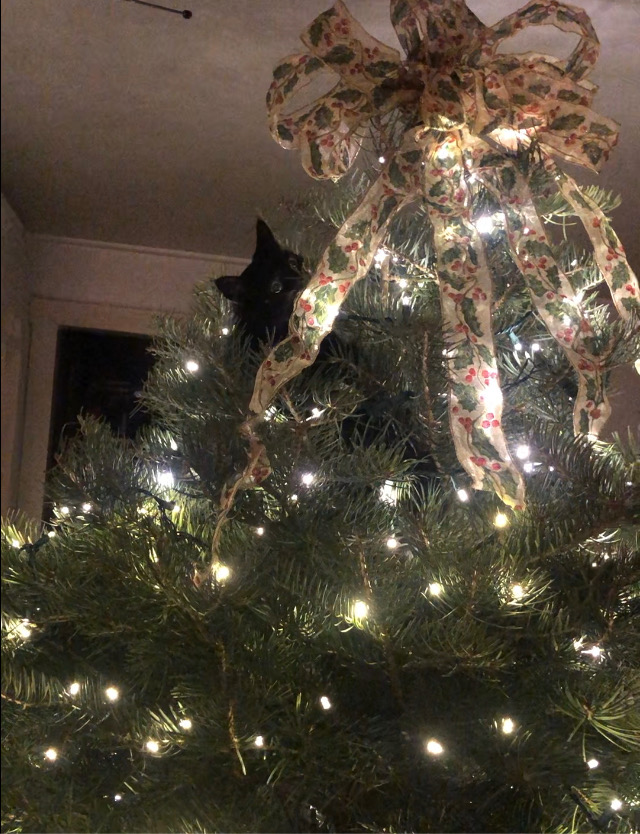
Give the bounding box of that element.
[215,219,306,346]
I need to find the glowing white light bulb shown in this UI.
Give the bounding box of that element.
[44,748,58,761]
[380,481,399,505]
[457,488,470,503]
[353,600,369,619]
[516,445,530,460]
[254,735,265,748]
[179,718,192,730]
[290,493,298,503]
[114,794,123,802]
[47,530,56,538]
[501,717,515,734]
[319,696,332,710]
[531,342,541,353]
[523,462,534,474]
[221,327,230,336]
[586,758,599,769]
[428,582,442,596]
[185,360,199,373]
[378,155,386,164]
[522,226,531,235]
[60,506,70,516]
[157,470,174,488]
[426,739,444,756]
[17,621,33,640]
[571,259,578,267]
[11,539,21,548]
[301,472,315,486]
[214,564,231,582]
[255,527,265,536]
[105,686,120,702]
[586,645,602,658]
[374,248,387,265]
[82,502,93,513]
[611,799,622,811]
[511,584,524,599]
[169,438,178,451]
[398,278,408,289]
[514,342,523,351]
[145,740,160,754]
[475,215,495,235]
[494,512,509,529]
[311,407,323,419]
[386,536,398,550]
[68,682,80,696]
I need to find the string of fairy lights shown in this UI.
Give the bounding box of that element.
[2,233,631,826]
[2,452,629,823]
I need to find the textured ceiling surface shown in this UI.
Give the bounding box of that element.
[1,0,638,261]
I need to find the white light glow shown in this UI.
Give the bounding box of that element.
[44,748,58,761]
[214,564,231,582]
[378,155,386,164]
[398,278,408,289]
[179,718,192,730]
[353,600,369,619]
[428,582,442,596]
[11,539,21,548]
[68,682,80,696]
[290,493,298,503]
[380,481,399,505]
[586,758,599,769]
[47,530,56,538]
[386,537,398,550]
[221,327,230,336]
[611,799,622,811]
[571,259,578,267]
[511,584,525,599]
[456,488,470,503]
[114,794,123,802]
[426,739,444,756]
[320,696,332,710]
[401,294,412,306]
[311,407,323,419]
[494,512,509,529]
[170,438,178,451]
[585,645,602,658]
[16,621,34,640]
[475,215,495,235]
[516,445,530,460]
[255,527,265,536]
[60,506,70,516]
[301,472,315,486]
[81,502,92,512]
[524,462,534,473]
[374,248,388,265]
[531,342,541,353]
[105,686,120,702]
[157,471,174,488]
[501,717,515,734]
[254,735,265,748]
[145,740,160,754]
[514,342,523,351]
[185,360,199,373]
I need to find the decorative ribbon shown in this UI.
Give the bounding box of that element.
[209,0,639,553]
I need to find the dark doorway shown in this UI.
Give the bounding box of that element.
[47,327,155,471]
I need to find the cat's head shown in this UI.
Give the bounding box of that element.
[215,219,305,344]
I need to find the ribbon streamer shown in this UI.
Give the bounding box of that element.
[208,0,639,556]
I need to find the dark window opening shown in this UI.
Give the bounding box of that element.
[47,327,156,474]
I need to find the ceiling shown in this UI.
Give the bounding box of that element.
[1,0,638,263]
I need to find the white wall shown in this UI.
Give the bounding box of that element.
[1,196,31,515]
[17,235,247,519]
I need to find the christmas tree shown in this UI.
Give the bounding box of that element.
[2,0,639,831]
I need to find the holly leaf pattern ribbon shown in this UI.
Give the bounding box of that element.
[237,0,639,514]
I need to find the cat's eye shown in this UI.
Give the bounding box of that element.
[270,279,283,294]
[287,255,300,272]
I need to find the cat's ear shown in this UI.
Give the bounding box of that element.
[254,218,280,258]
[215,275,244,301]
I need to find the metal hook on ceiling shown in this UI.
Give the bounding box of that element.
[125,0,192,19]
